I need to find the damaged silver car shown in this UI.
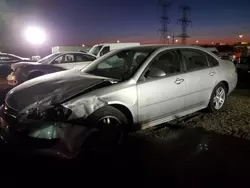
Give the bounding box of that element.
[0,45,237,159]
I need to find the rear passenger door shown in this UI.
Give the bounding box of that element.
[180,49,218,109]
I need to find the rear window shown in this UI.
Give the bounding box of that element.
[207,54,219,66]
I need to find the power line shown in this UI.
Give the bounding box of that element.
[158,1,171,44]
[177,5,192,45]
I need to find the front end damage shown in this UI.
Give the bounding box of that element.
[0,72,120,159]
[0,95,108,159]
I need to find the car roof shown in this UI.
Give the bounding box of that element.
[0,53,14,56]
[56,51,92,55]
[0,53,23,58]
[114,44,212,52]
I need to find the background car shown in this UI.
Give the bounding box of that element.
[7,51,96,86]
[0,53,32,77]
[235,55,250,73]
[0,45,237,159]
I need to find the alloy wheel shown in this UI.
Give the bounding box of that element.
[213,86,226,110]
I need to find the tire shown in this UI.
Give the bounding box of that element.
[207,82,227,113]
[82,106,128,153]
[28,71,44,80]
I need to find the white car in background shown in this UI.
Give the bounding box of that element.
[88,43,140,58]
[7,52,96,86]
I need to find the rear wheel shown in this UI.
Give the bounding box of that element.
[82,106,128,153]
[207,83,227,113]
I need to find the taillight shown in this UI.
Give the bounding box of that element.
[237,57,241,64]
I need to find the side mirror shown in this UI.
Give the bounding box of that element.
[145,67,166,78]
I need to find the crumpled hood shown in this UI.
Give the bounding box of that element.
[11,62,39,70]
[6,69,115,112]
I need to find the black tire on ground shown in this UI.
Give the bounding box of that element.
[82,106,129,153]
[207,82,227,113]
[28,71,44,80]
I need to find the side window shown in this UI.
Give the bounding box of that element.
[0,55,17,61]
[147,50,182,76]
[181,49,208,71]
[0,55,10,61]
[52,55,63,64]
[100,46,110,56]
[75,54,96,62]
[63,54,75,63]
[97,55,125,69]
[207,54,219,66]
[85,55,96,61]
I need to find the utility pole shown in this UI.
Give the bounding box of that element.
[158,1,171,44]
[177,5,192,45]
[172,33,176,44]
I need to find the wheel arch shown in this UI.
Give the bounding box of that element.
[110,104,134,124]
[220,80,229,94]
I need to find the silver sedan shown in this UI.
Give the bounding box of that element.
[81,45,237,128]
[0,45,237,158]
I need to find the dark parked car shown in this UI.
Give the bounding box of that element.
[7,52,96,86]
[0,53,32,77]
[235,56,250,73]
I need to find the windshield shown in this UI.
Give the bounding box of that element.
[37,53,61,64]
[88,45,103,56]
[82,48,154,80]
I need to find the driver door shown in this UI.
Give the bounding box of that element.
[137,49,186,125]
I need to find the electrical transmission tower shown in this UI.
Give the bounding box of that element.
[177,5,192,45]
[172,33,176,44]
[158,1,171,44]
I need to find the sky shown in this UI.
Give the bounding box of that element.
[1,0,250,55]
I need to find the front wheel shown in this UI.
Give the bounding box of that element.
[82,106,128,153]
[207,83,227,113]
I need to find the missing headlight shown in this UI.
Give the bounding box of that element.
[25,105,72,122]
[28,122,67,139]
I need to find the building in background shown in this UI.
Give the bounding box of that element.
[52,45,92,54]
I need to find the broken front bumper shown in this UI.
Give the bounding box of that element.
[0,104,97,159]
[0,107,59,150]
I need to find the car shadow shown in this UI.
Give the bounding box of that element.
[237,72,250,90]
[1,124,249,187]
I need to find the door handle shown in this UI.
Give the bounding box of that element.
[209,71,216,76]
[175,78,184,85]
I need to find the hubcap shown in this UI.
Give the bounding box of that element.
[213,87,226,110]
